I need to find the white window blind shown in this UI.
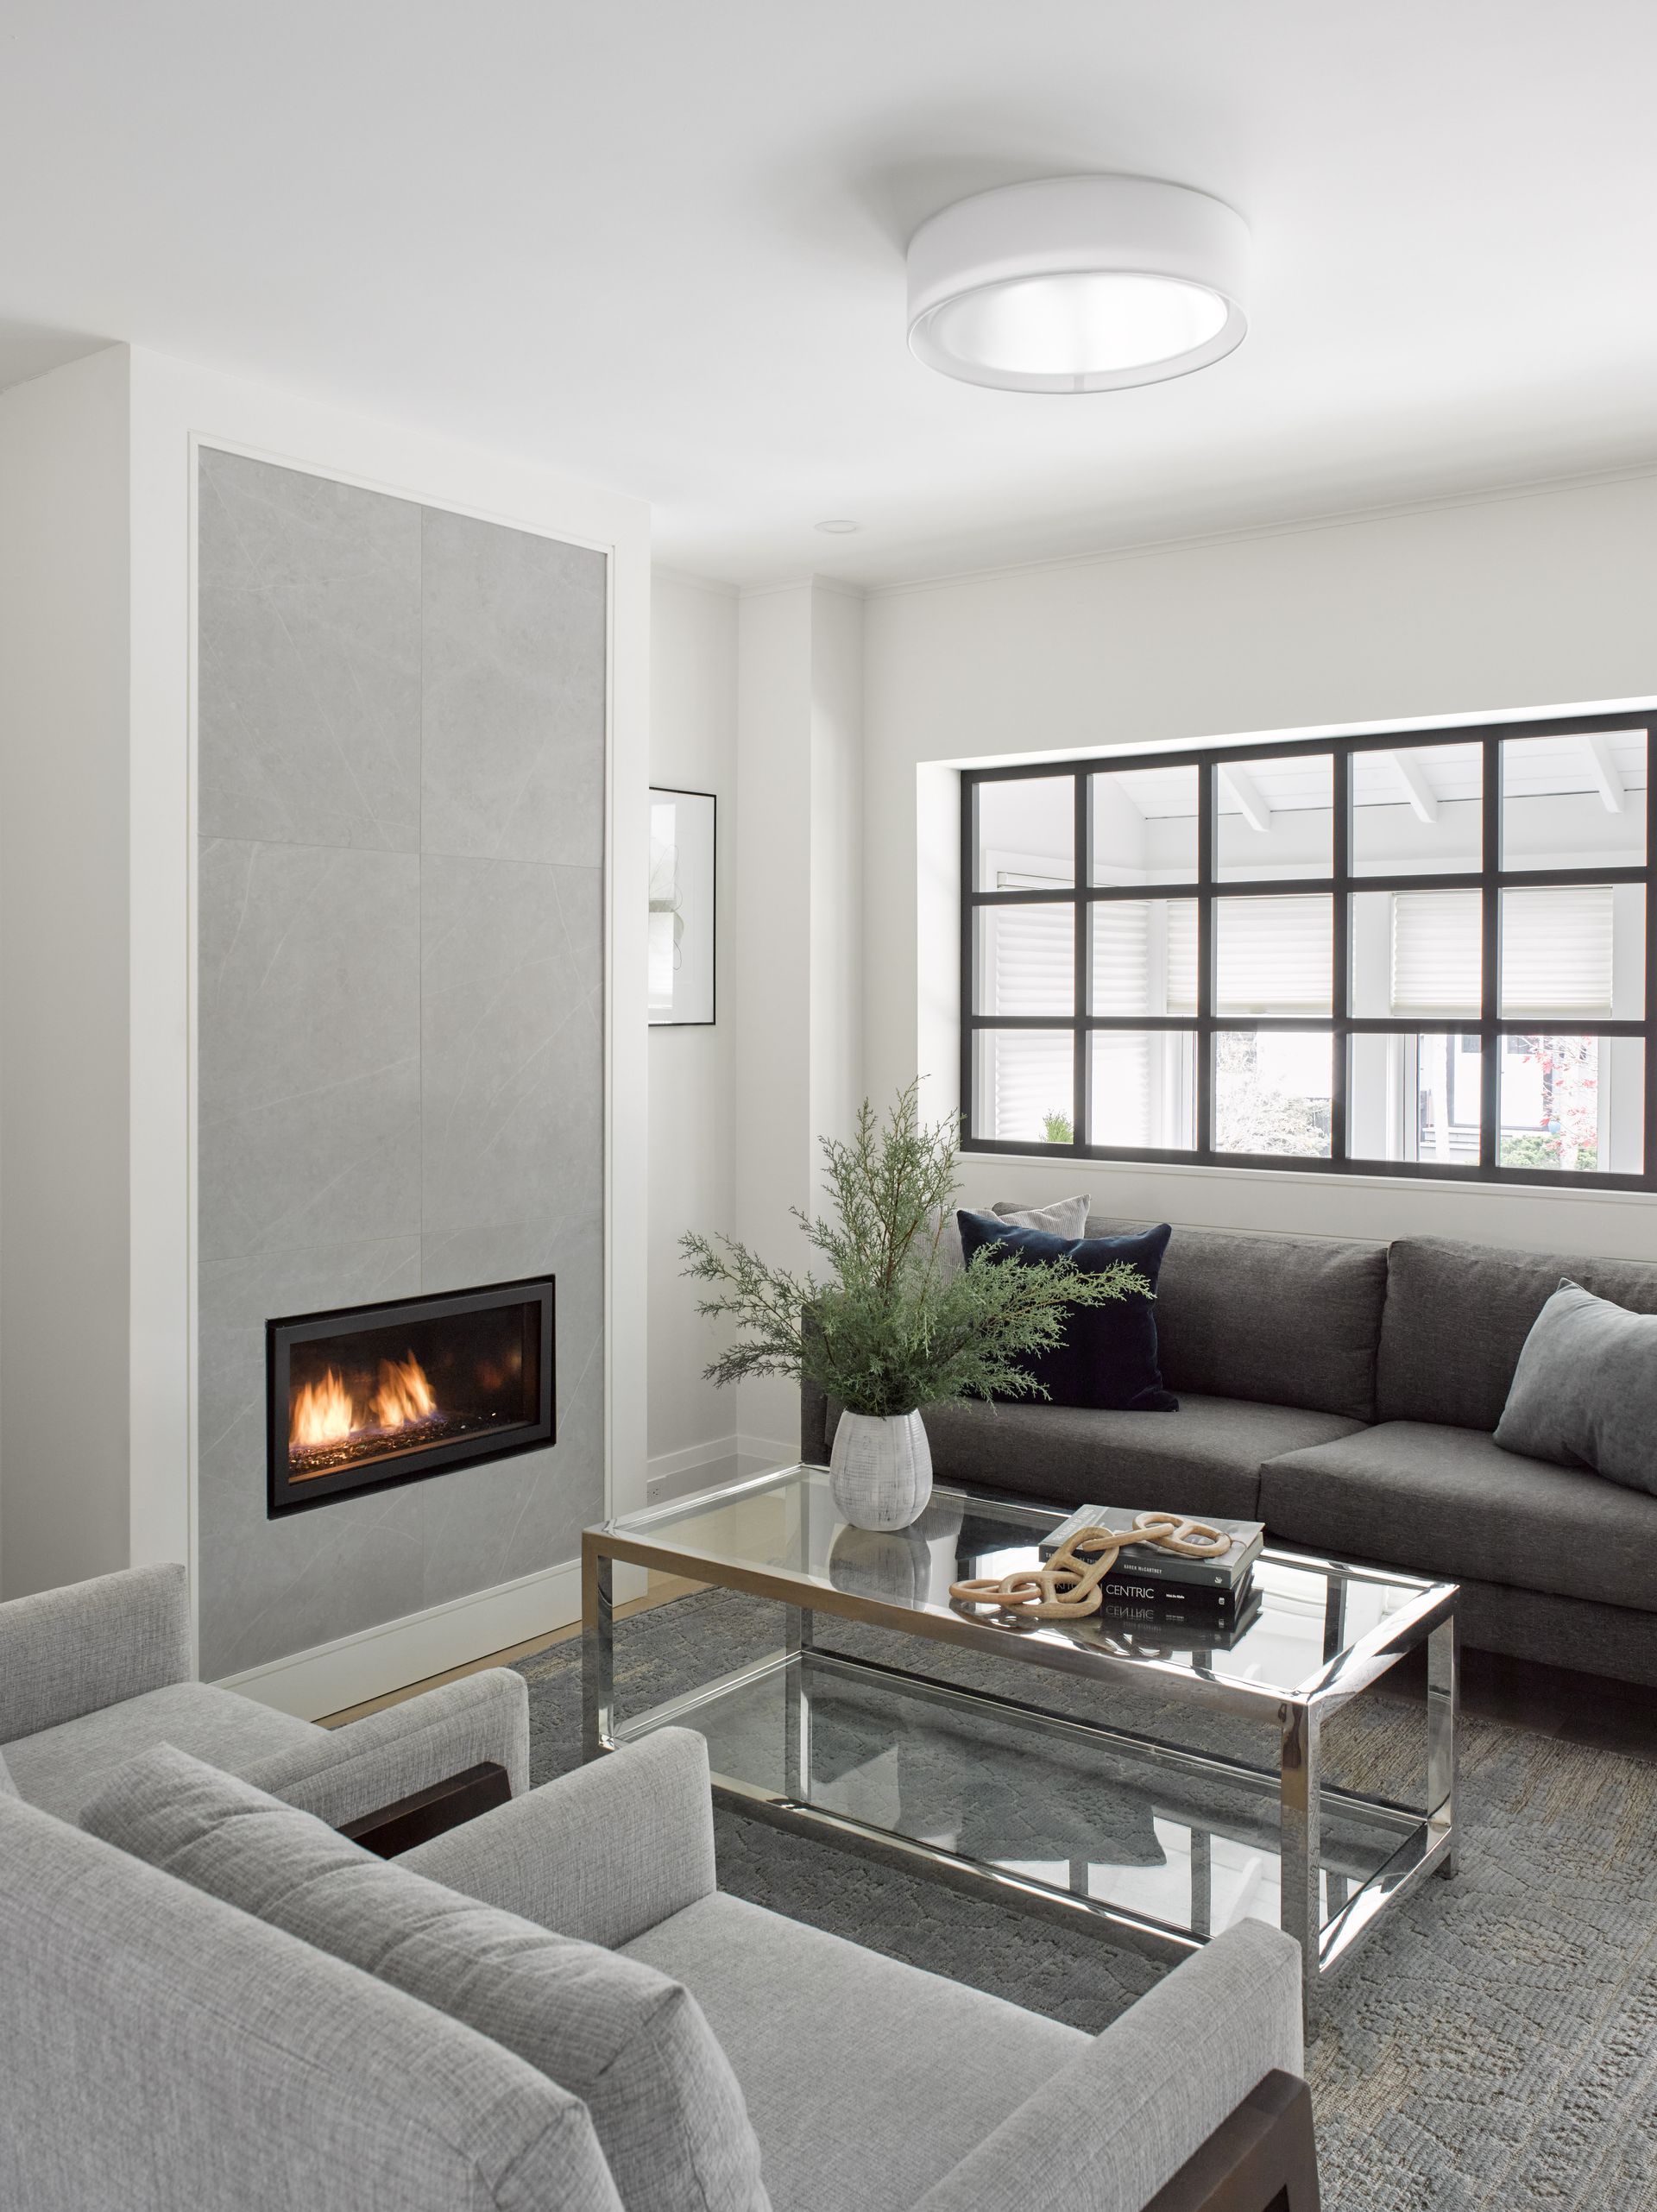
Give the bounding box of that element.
[1166,901,1198,1015]
[986,898,1073,1016]
[980,878,1074,1138]
[1214,898,1333,1015]
[981,1030,1073,1140]
[1390,891,1482,1017]
[1499,885,1616,1018]
[1091,901,1150,1012]
[1090,899,1199,1014]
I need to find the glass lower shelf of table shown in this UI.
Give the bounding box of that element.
[610,1640,1429,1960]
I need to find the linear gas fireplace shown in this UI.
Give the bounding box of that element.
[266,1278,555,1516]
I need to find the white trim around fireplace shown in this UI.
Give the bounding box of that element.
[213,1553,586,1720]
[123,346,652,1692]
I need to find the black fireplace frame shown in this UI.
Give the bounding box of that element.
[266,1276,556,1519]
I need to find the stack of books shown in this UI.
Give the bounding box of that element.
[1039,1505,1264,1638]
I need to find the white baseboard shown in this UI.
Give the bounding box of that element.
[647,1434,740,1483]
[215,1555,584,1721]
[644,1432,798,1509]
[222,1438,810,1721]
[737,1431,797,1467]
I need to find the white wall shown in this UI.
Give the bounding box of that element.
[730,580,866,1453]
[647,573,740,1483]
[0,348,133,1598]
[862,472,1657,1262]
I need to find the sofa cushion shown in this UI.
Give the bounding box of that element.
[0,1745,16,1798]
[3,1679,317,1822]
[936,1190,1089,1274]
[623,1891,1086,2212]
[1259,1421,1657,1614]
[1087,1219,1388,1422]
[1495,1280,1657,1495]
[1377,1237,1657,1431]
[913,1393,1365,1521]
[81,1746,771,2212]
[960,1214,1176,1412]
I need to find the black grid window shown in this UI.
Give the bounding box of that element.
[961,714,1655,1189]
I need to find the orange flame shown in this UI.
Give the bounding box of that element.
[373,1352,438,1430]
[289,1352,438,1452]
[289,1367,355,1449]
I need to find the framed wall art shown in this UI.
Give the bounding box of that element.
[648,786,716,1024]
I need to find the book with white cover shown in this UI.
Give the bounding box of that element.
[1038,1505,1265,1590]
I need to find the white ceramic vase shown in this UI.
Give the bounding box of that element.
[828,1409,934,1531]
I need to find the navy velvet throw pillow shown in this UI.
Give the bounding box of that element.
[957,1213,1178,1414]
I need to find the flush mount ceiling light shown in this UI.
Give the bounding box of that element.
[906,174,1249,394]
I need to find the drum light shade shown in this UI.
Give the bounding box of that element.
[906,174,1249,394]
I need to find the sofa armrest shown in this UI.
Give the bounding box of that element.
[0,1565,192,1743]
[399,1727,717,1948]
[907,1922,1304,2212]
[801,1374,832,1467]
[236,1669,529,1831]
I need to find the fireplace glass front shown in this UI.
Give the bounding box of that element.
[267,1277,555,1516]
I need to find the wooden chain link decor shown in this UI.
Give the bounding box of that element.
[949,1512,1230,1622]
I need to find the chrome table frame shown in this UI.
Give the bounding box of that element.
[583,1466,1458,2028]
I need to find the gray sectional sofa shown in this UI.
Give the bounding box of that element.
[802,1226,1657,1686]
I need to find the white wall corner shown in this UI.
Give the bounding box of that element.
[0,343,134,1600]
[729,578,866,1446]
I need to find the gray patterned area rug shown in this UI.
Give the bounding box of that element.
[513,1587,1657,2211]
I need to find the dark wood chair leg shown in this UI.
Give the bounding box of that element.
[1142,2070,1320,2212]
[338,1760,512,1858]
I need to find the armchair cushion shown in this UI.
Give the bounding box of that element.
[238,1667,530,1829]
[3,1679,314,1823]
[622,1890,1087,2212]
[83,1746,771,2212]
[0,1563,192,1743]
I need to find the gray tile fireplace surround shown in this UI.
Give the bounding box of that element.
[196,448,606,1682]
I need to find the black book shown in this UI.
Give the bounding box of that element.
[1039,1504,1265,1590]
[1095,1566,1253,1616]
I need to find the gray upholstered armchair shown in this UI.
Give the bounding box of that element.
[400,1729,1319,2212]
[0,1562,528,1837]
[1,1722,1316,2211]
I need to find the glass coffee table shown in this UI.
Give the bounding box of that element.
[583,1464,1458,2024]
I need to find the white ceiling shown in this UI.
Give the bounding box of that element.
[6,0,1657,586]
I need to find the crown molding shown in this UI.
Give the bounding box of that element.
[652,563,739,598]
[863,452,1657,602]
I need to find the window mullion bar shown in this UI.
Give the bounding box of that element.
[1196,759,1215,1154]
[1074,771,1089,1153]
[960,774,976,1142]
[1332,746,1351,1163]
[1479,734,1502,1167]
[1648,751,1657,1179]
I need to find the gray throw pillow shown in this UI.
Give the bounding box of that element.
[1494,1279,1657,1496]
[82,1746,770,2212]
[936,1191,1092,1277]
